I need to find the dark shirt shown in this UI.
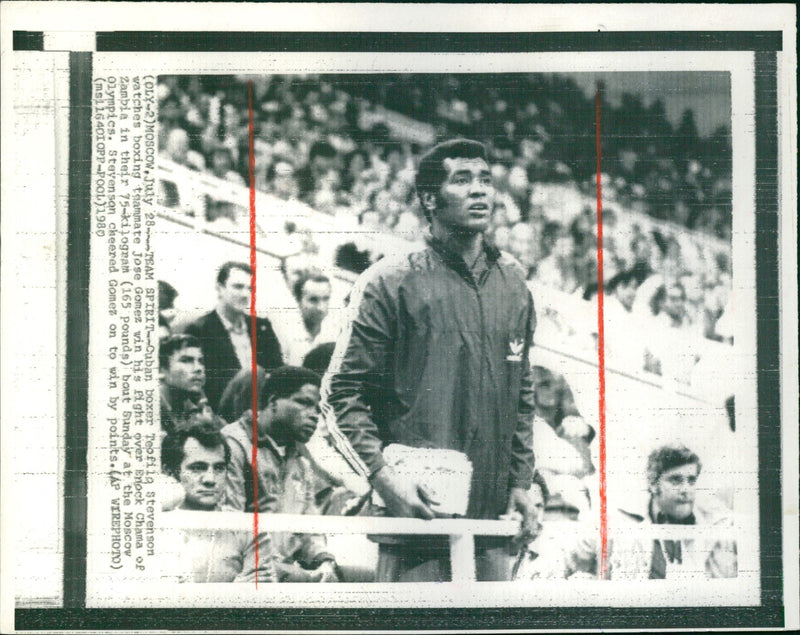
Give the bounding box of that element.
[649,506,696,578]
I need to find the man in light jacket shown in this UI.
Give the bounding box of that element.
[609,443,737,580]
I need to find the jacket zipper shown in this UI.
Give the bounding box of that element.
[474,270,487,443]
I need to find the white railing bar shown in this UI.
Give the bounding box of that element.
[156,207,359,284]
[608,523,740,540]
[159,511,519,536]
[159,512,740,541]
[532,343,717,404]
[157,513,739,584]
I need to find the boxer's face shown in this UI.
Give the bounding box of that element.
[430,157,495,234]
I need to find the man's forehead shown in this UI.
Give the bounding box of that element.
[172,346,203,359]
[224,268,250,285]
[288,383,321,400]
[182,437,225,463]
[442,156,490,174]
[303,280,331,297]
[661,462,699,478]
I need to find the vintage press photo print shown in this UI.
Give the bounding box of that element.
[86,57,761,610]
[1,3,797,633]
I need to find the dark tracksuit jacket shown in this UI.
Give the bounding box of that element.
[322,236,537,521]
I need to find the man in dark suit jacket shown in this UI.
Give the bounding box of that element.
[185,261,283,413]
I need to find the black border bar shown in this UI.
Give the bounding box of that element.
[11,605,786,631]
[754,49,783,612]
[12,30,44,51]
[95,30,783,52]
[63,51,93,609]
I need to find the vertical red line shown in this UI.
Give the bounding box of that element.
[595,83,608,579]
[247,80,260,587]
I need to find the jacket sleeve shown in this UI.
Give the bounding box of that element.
[293,453,336,569]
[223,433,249,512]
[256,317,284,370]
[234,531,277,583]
[322,271,397,479]
[510,291,537,490]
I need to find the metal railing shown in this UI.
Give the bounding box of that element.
[160,511,738,582]
[161,511,518,582]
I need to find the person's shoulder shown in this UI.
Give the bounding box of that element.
[185,310,218,332]
[220,420,249,446]
[351,246,429,294]
[255,314,278,330]
[495,250,525,274]
[694,495,734,526]
[496,250,534,289]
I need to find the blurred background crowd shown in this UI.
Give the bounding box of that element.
[158,73,734,352]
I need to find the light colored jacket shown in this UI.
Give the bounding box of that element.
[221,415,335,571]
[161,505,276,583]
[609,495,737,580]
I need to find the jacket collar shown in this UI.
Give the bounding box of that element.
[653,509,697,525]
[237,411,298,455]
[215,307,248,334]
[618,497,698,525]
[426,234,501,281]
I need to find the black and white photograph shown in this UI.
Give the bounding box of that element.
[152,70,742,588]
[1,3,797,632]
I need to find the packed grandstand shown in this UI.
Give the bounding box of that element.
[157,72,735,378]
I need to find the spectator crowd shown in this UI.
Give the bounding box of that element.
[157,74,734,363]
